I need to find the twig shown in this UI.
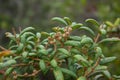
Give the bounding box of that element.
[84,57,101,77]
[94,33,100,43]
[12,63,30,67]
[17,70,41,78]
[0,46,7,50]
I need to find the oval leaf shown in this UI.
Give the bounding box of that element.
[79,26,95,36]
[100,57,116,65]
[52,17,67,25]
[85,19,99,27]
[61,68,77,78]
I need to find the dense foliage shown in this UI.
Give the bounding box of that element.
[0,17,120,80]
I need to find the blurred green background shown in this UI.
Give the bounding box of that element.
[0,0,120,75]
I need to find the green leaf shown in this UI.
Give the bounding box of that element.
[52,17,67,25]
[27,41,35,46]
[50,59,58,68]
[9,45,18,50]
[20,33,26,44]
[79,26,95,36]
[61,68,77,78]
[37,45,45,49]
[74,55,88,64]
[26,36,34,41]
[95,65,107,71]
[95,47,103,58]
[77,76,86,80]
[58,48,70,56]
[85,19,99,27]
[53,67,64,80]
[58,54,68,59]
[16,43,24,53]
[71,23,83,30]
[39,60,46,72]
[81,37,93,44]
[41,32,50,37]
[70,48,80,54]
[5,67,14,75]
[105,21,114,27]
[99,38,120,43]
[20,27,35,35]
[64,17,72,25]
[100,29,106,35]
[22,51,28,58]
[114,18,120,26]
[64,40,81,47]
[21,32,35,37]
[69,36,81,41]
[26,45,32,50]
[36,32,41,39]
[100,57,116,65]
[2,59,16,68]
[102,70,111,79]
[94,74,103,80]
[5,32,16,41]
[113,75,120,79]
[49,50,56,59]
[38,49,48,55]
[28,53,37,56]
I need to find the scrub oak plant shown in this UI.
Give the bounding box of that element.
[0,17,120,80]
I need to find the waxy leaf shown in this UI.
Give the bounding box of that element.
[39,60,46,72]
[100,57,116,65]
[74,55,88,64]
[81,37,93,44]
[65,40,81,47]
[105,21,114,27]
[77,76,86,80]
[52,17,67,25]
[58,48,70,56]
[71,23,83,30]
[50,59,58,68]
[53,67,64,80]
[22,51,28,58]
[1,59,16,68]
[5,67,14,75]
[69,36,81,41]
[61,68,77,78]
[85,19,99,27]
[64,17,72,25]
[20,27,35,36]
[79,26,95,36]
[95,47,103,58]
[16,43,24,52]
[36,32,41,38]
[102,70,111,79]
[99,38,120,43]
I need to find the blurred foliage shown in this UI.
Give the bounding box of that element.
[0,17,119,80]
[0,0,120,77]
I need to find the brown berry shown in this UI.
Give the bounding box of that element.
[57,37,62,41]
[62,33,66,37]
[48,37,53,41]
[12,71,17,75]
[65,32,70,35]
[68,27,72,32]
[64,28,67,32]
[49,41,55,44]
[57,32,61,36]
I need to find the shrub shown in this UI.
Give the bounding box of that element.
[0,17,120,80]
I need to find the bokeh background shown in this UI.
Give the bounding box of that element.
[0,0,120,75]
